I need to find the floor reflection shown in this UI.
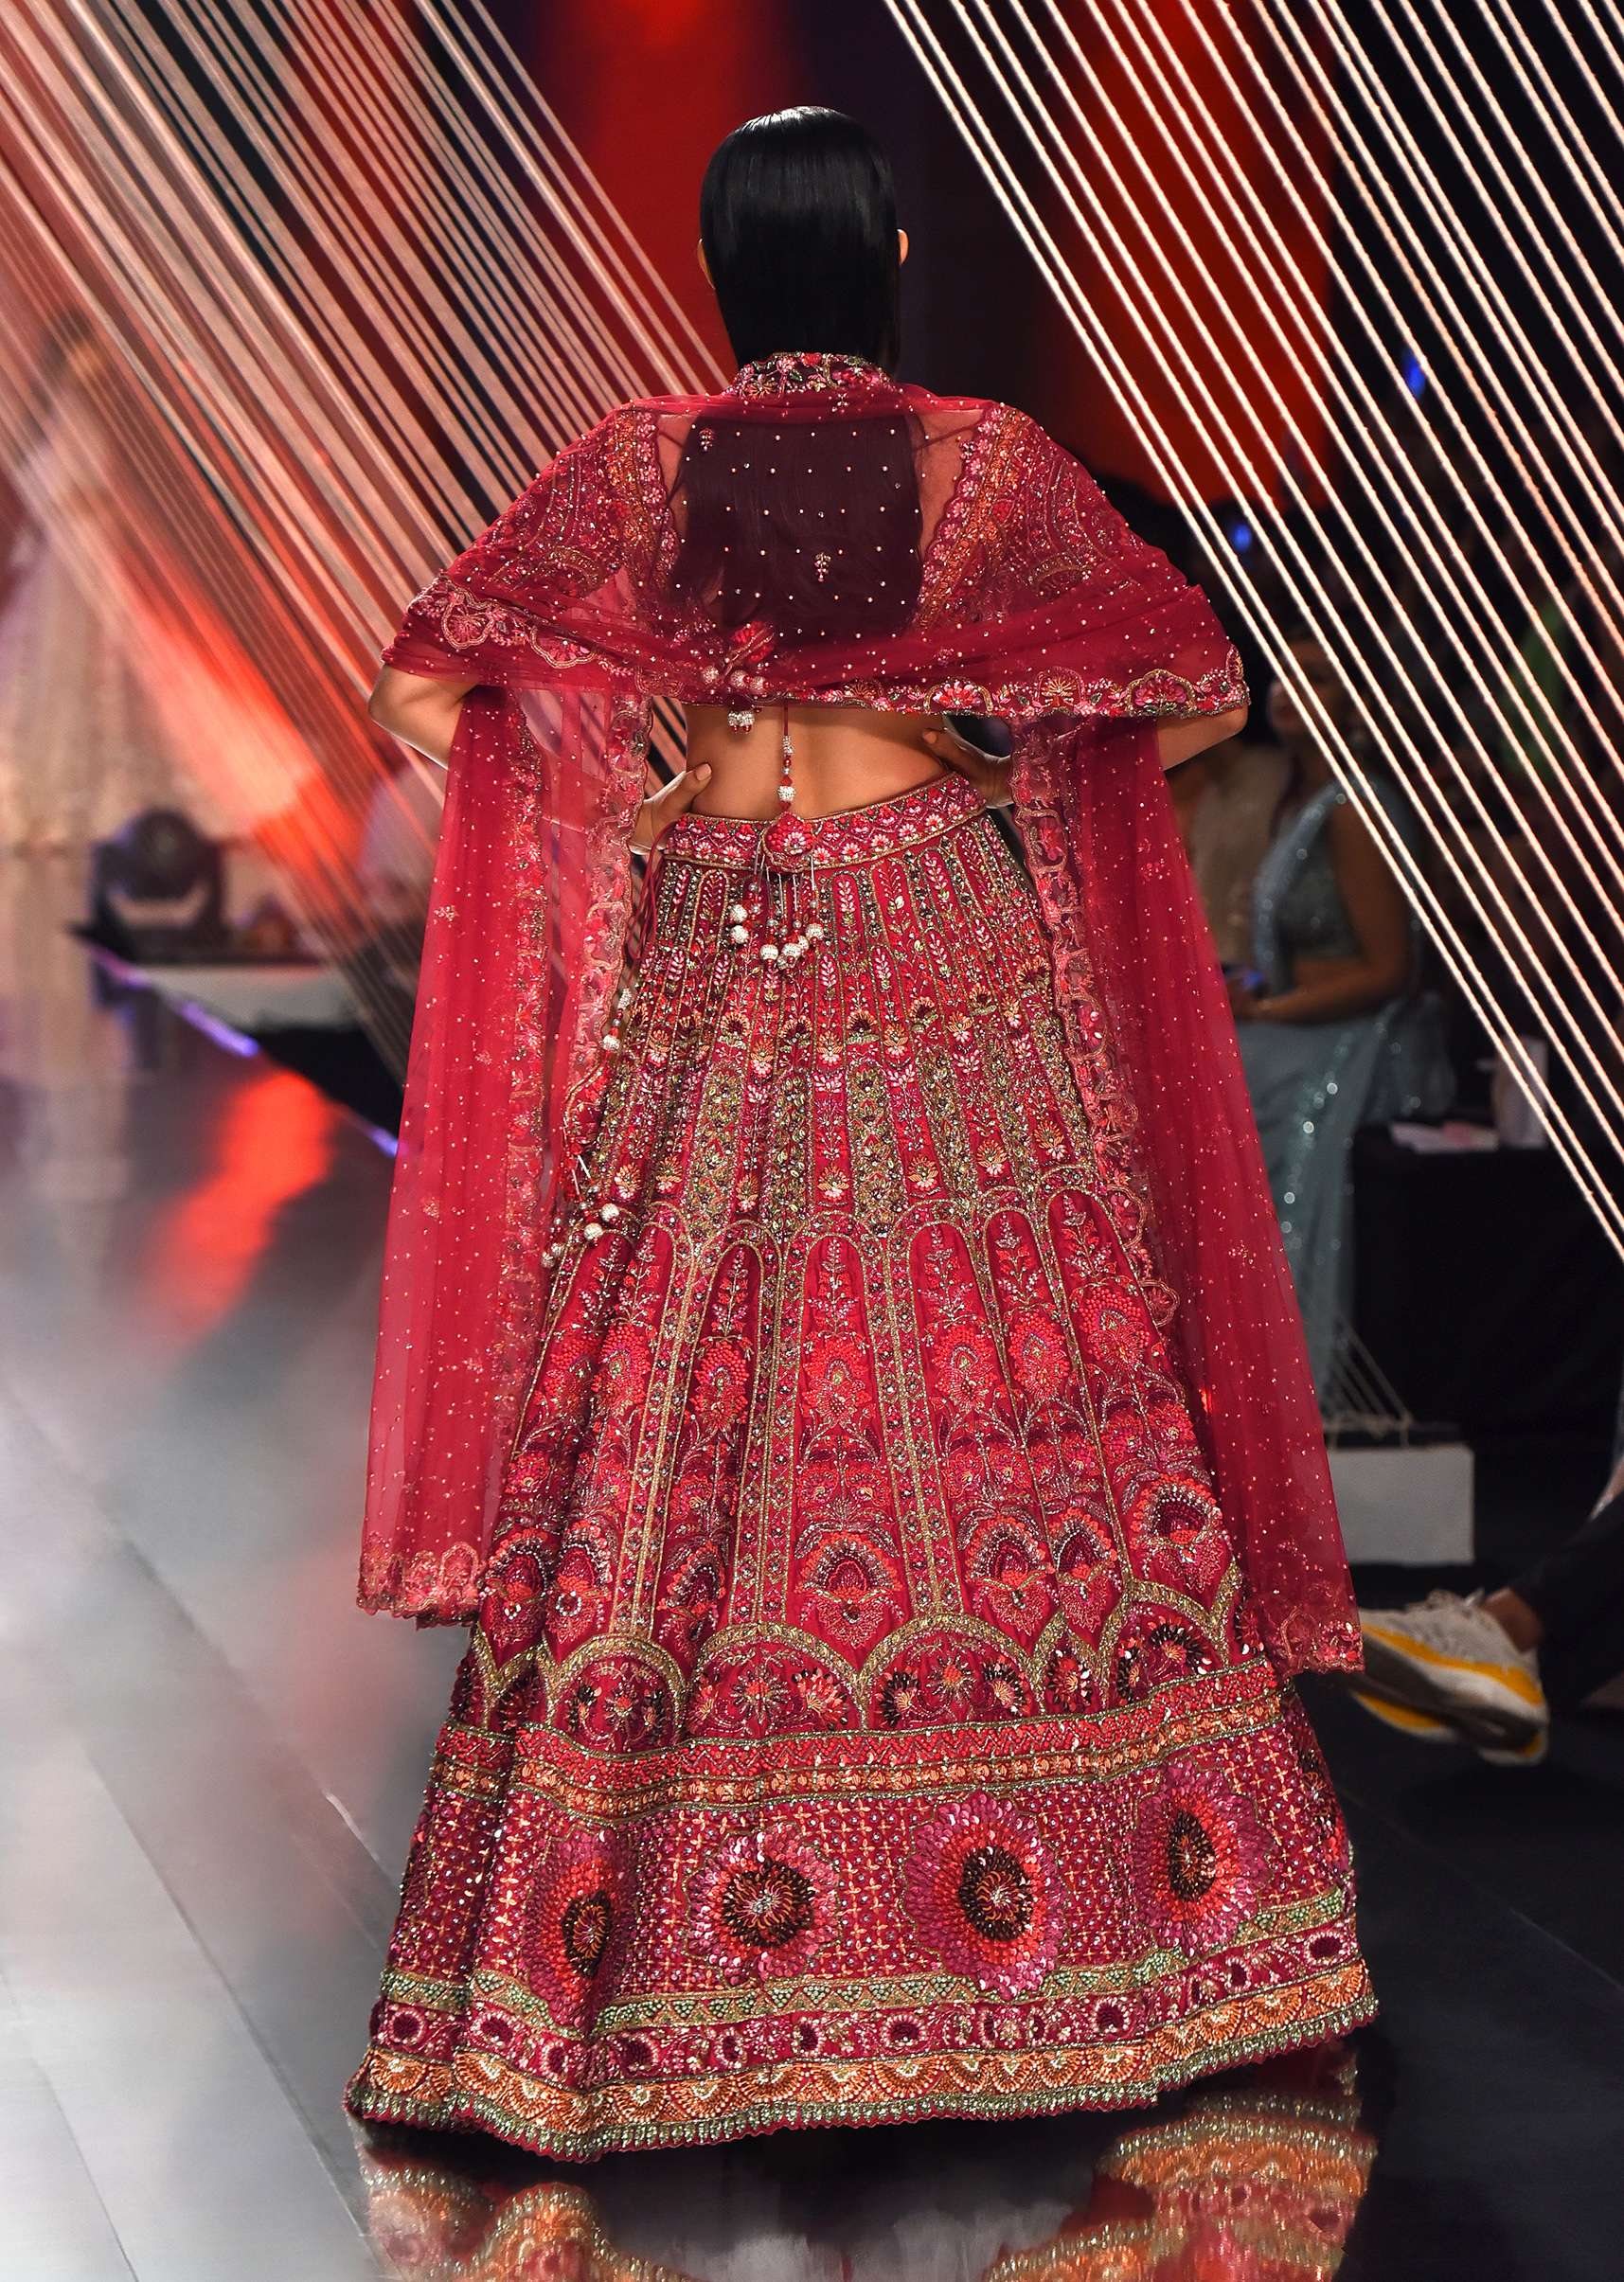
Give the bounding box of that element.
[0,850,144,1270]
[0,847,342,1341]
[1029,2045,1374,2281]
[358,2044,1374,2281]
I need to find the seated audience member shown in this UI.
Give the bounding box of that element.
[1173,729,1290,968]
[1231,627,1454,1394]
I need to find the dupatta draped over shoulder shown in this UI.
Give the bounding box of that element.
[363,352,1359,1679]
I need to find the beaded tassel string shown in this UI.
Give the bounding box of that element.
[724,703,826,972]
[562,704,834,1260]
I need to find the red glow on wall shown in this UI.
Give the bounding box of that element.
[526,0,812,380]
[140,1069,335,1342]
[1036,0,1330,506]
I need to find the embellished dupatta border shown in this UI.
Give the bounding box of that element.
[359,686,650,1623]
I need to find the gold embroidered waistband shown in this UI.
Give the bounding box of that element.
[656,771,989,873]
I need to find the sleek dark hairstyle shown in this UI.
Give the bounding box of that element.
[699,107,902,372]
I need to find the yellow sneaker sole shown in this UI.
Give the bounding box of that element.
[1350,1689,1456,1741]
[1349,1688,1548,1766]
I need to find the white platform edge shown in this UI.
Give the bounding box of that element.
[1330,1442,1475,1566]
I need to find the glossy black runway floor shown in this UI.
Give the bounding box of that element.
[2,854,1620,2280]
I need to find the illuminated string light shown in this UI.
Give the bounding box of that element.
[0,36,428,1002]
[1118,0,1624,899]
[1364,0,1624,422]
[884,0,1624,1254]
[1177,0,1624,929]
[0,0,711,1073]
[1098,0,1624,967]
[1253,1,1624,699]
[980,0,1624,1001]
[6,0,1618,1276]
[0,210,384,823]
[1106,0,1624,858]
[934,0,1624,1172]
[949,0,1624,1133]
[1560,1,1624,119]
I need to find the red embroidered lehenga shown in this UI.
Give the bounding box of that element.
[346,352,1373,2160]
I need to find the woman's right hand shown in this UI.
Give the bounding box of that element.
[1227,972,1264,1021]
[633,764,713,852]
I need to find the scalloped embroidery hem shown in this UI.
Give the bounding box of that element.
[346,1962,1376,2165]
[357,1588,479,1625]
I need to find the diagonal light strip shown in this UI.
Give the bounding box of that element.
[0,0,714,1072]
[983,0,1624,960]
[1102,0,1624,872]
[884,0,1624,1254]
[1434,0,1624,363]
[1190,0,1624,780]
[937,0,1624,1148]
[1053,0,1624,1122]
[1256,1,1624,673]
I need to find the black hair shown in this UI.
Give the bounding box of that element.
[699,107,902,372]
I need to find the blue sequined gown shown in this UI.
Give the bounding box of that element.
[1237,778,1453,1395]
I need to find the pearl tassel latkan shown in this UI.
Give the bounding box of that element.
[542,989,636,1255]
[724,704,826,971]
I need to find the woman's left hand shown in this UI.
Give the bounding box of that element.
[1226,972,1264,1021]
[920,718,1013,805]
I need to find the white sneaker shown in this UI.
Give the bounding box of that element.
[1357,1591,1549,1754]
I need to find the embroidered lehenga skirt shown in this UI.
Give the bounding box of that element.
[347,774,1373,2160]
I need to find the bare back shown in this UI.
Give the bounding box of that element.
[682,702,949,820]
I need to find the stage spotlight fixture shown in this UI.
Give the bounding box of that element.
[91,807,226,962]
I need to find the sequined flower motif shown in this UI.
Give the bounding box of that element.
[902,1793,1067,1997]
[1113,1613,1217,1703]
[1133,1759,1267,1955]
[528,1836,626,2025]
[592,1326,653,1420]
[1007,1311,1073,1403]
[689,1337,753,1431]
[688,1824,838,1983]
[475,1525,555,1670]
[1283,1696,1353,1876]
[928,679,994,713]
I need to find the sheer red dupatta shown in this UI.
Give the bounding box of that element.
[358,684,650,1624]
[359,370,1359,1678]
[360,417,651,1623]
[984,431,1358,1673]
[1015,721,1359,1675]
